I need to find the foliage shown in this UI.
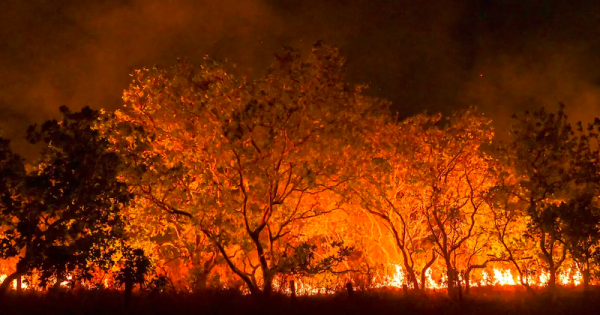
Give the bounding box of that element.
[0,106,133,291]
[2,45,600,299]
[352,113,440,290]
[410,110,495,297]
[114,248,152,289]
[103,43,385,295]
[503,104,600,290]
[0,138,25,228]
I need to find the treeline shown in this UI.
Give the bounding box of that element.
[1,43,600,299]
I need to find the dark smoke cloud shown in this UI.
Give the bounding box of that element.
[459,0,600,137]
[0,0,282,156]
[1,0,600,156]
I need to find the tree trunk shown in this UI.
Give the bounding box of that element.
[53,275,65,291]
[446,267,456,298]
[582,269,590,292]
[204,229,260,296]
[16,276,21,294]
[250,230,273,297]
[290,280,296,299]
[390,222,420,290]
[0,271,23,299]
[464,270,471,295]
[515,272,534,294]
[420,250,437,292]
[547,266,557,292]
[456,271,463,302]
[346,282,354,299]
[194,271,209,291]
[398,247,419,290]
[262,272,273,297]
[464,261,494,295]
[124,272,133,308]
[405,266,420,290]
[191,252,217,291]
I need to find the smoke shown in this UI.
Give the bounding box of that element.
[0,0,283,157]
[462,42,600,138]
[458,0,600,137]
[1,0,600,156]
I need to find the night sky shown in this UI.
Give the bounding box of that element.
[2,0,600,156]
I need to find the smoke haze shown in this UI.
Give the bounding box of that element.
[1,0,600,156]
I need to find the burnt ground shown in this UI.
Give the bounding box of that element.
[0,287,598,315]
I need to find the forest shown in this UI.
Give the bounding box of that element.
[1,44,600,308]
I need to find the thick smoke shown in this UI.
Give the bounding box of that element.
[1,0,600,156]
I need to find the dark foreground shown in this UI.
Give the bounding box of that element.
[1,287,599,315]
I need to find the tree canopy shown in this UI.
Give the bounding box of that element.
[0,45,599,299]
[0,106,134,293]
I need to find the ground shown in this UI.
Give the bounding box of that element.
[0,287,599,315]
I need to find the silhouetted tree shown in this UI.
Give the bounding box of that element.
[0,138,26,292]
[115,247,151,306]
[0,138,25,227]
[504,104,600,291]
[556,194,600,290]
[0,106,132,295]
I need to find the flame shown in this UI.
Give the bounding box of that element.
[479,270,490,286]
[59,275,72,288]
[572,270,583,286]
[493,269,516,286]
[387,264,405,288]
[0,274,30,291]
[0,266,591,294]
[425,268,441,289]
[538,270,549,286]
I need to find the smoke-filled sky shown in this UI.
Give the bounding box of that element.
[2,0,600,156]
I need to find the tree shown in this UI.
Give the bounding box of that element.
[104,43,383,295]
[0,138,25,292]
[503,104,597,290]
[485,178,537,293]
[562,115,600,290]
[410,110,495,298]
[457,206,504,295]
[117,174,224,291]
[0,106,132,295]
[352,114,438,291]
[0,138,25,229]
[556,194,600,291]
[115,247,152,306]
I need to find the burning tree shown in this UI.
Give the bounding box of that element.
[409,110,496,298]
[352,114,439,291]
[104,43,384,295]
[1,42,598,297]
[485,174,538,292]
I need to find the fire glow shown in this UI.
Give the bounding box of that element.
[0,266,587,294]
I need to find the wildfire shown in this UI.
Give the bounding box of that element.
[0,265,591,294]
